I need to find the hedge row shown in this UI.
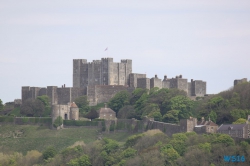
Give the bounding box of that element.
[17,117,52,124]
[0,116,14,122]
[92,119,105,122]
[63,120,99,126]
[0,116,52,124]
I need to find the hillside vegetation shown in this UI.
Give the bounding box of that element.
[194,82,250,124]
[107,82,250,125]
[0,125,133,154]
[0,128,250,166]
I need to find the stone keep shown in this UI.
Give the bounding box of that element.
[73,58,132,88]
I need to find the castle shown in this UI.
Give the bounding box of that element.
[22,58,207,106]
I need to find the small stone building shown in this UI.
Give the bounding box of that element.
[217,124,250,138]
[97,104,116,120]
[195,117,218,133]
[52,102,79,123]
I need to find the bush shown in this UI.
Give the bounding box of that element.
[43,146,57,160]
[22,117,29,123]
[63,120,99,126]
[0,116,14,122]
[53,116,63,128]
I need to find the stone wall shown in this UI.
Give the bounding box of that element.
[87,85,129,106]
[191,80,206,96]
[129,73,146,88]
[234,78,248,86]
[73,58,132,88]
[162,76,170,89]
[22,86,31,102]
[187,82,192,96]
[95,85,128,105]
[150,75,162,89]
[179,118,197,132]
[102,117,197,136]
[137,78,150,89]
[57,87,71,104]
[47,86,58,105]
[147,121,181,136]
[52,104,71,122]
[177,78,188,93]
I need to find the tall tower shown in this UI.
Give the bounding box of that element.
[73,59,87,88]
[73,58,132,87]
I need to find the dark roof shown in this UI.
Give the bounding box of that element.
[217,124,248,131]
[197,120,218,126]
[98,107,115,114]
[70,102,78,108]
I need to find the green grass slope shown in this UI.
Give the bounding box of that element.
[0,124,133,154]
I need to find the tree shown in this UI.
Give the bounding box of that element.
[20,99,34,116]
[141,103,160,118]
[162,110,179,123]
[169,96,194,119]
[108,91,130,113]
[233,118,247,124]
[134,93,148,119]
[67,154,91,166]
[20,99,44,117]
[53,116,63,128]
[36,95,50,107]
[213,134,234,146]
[208,110,217,123]
[230,109,249,121]
[160,144,180,162]
[130,88,148,105]
[74,96,89,115]
[37,95,51,116]
[0,99,3,111]
[32,99,45,116]
[148,110,162,121]
[85,109,98,120]
[117,105,136,119]
[43,146,57,160]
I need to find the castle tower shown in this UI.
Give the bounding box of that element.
[70,102,79,120]
[73,59,88,88]
[73,58,132,87]
[150,75,162,89]
[190,79,206,96]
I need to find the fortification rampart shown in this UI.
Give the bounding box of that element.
[234,78,248,86]
[22,57,207,106]
[87,85,129,106]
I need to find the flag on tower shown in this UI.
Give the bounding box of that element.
[104,47,108,51]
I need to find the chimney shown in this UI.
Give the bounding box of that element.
[164,75,167,80]
[104,103,107,109]
[179,75,182,78]
[155,75,158,78]
[64,84,65,88]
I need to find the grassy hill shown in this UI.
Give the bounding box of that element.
[0,124,133,154]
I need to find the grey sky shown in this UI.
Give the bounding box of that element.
[1,0,250,103]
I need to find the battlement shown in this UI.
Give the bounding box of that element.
[92,60,101,64]
[73,59,87,64]
[121,59,132,63]
[101,57,113,62]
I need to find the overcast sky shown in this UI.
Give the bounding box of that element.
[1,0,250,103]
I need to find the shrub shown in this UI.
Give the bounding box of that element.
[43,146,57,160]
[53,116,63,128]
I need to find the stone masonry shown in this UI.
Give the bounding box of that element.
[22,57,207,106]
